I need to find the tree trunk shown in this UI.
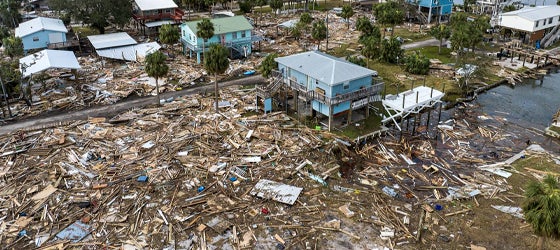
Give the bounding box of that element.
[536,236,544,250]
[155,77,160,105]
[317,40,321,51]
[347,18,350,29]
[439,39,442,54]
[214,73,219,113]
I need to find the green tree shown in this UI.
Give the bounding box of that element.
[429,24,451,55]
[374,1,404,36]
[145,51,169,105]
[340,5,354,29]
[50,0,132,34]
[346,55,366,67]
[360,35,381,67]
[259,53,278,78]
[380,37,403,64]
[503,5,517,12]
[159,24,181,46]
[197,18,215,60]
[290,22,303,40]
[356,17,381,44]
[3,36,23,58]
[270,0,284,15]
[300,12,312,25]
[404,51,430,75]
[522,175,560,250]
[0,0,21,28]
[238,0,254,13]
[0,25,11,46]
[463,0,476,13]
[312,20,327,51]
[204,44,230,113]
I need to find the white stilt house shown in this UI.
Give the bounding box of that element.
[382,86,444,131]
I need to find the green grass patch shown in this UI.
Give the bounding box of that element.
[334,110,383,139]
[411,46,454,64]
[72,26,99,37]
[392,27,431,43]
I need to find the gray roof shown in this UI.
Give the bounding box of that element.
[275,51,375,86]
[20,50,80,77]
[88,32,137,50]
[15,17,67,38]
[96,42,161,61]
[500,5,560,22]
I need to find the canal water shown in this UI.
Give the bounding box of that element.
[473,69,560,152]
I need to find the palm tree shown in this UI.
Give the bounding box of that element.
[374,2,403,37]
[196,18,215,62]
[145,51,169,105]
[312,20,327,51]
[340,5,354,29]
[204,44,230,113]
[159,24,180,46]
[522,175,560,250]
[259,53,278,78]
[429,24,451,55]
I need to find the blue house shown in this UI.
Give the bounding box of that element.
[265,51,383,131]
[407,0,453,23]
[181,16,253,64]
[15,17,68,52]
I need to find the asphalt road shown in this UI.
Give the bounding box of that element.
[0,75,266,135]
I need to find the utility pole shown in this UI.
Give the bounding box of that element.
[326,12,329,51]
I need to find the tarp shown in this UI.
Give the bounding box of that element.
[19,49,80,77]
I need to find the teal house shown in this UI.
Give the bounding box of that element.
[273,51,383,131]
[180,16,253,64]
[407,0,453,23]
[15,17,68,52]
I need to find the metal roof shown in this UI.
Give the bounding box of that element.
[182,16,253,35]
[15,17,67,38]
[500,5,560,22]
[275,51,376,86]
[96,42,161,61]
[145,20,175,28]
[19,50,80,77]
[87,32,137,50]
[134,0,177,11]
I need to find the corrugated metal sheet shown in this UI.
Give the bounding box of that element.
[55,220,93,242]
[88,32,137,50]
[19,49,81,77]
[96,42,161,62]
[275,51,375,86]
[135,0,177,11]
[182,16,253,35]
[250,179,302,205]
[501,5,560,22]
[15,17,67,38]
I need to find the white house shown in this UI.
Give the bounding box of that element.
[15,17,68,51]
[498,6,560,47]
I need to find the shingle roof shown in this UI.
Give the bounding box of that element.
[87,32,138,50]
[500,5,560,22]
[275,51,375,86]
[182,16,253,35]
[15,17,67,38]
[134,0,178,11]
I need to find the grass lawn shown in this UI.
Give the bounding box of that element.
[411,46,454,64]
[334,109,383,139]
[392,27,432,43]
[72,26,99,37]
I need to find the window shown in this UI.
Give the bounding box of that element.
[343,82,349,90]
[315,80,319,85]
[232,32,237,39]
[33,36,39,41]
[549,18,553,24]
[536,20,539,27]
[241,31,246,38]
[166,9,171,13]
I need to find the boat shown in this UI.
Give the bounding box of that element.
[243,70,256,76]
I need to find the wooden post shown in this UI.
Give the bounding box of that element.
[402,94,406,109]
[295,91,299,116]
[437,102,443,125]
[510,50,514,63]
[365,94,370,118]
[426,107,432,130]
[416,91,419,104]
[399,117,405,141]
[522,54,526,67]
[328,105,333,132]
[412,114,419,135]
[347,102,352,126]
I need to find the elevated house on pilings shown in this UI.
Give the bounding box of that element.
[381,86,444,133]
[256,51,384,132]
[132,0,185,35]
[497,6,560,49]
[181,16,255,64]
[406,0,453,24]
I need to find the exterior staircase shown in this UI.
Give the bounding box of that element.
[256,71,283,99]
[542,25,560,48]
